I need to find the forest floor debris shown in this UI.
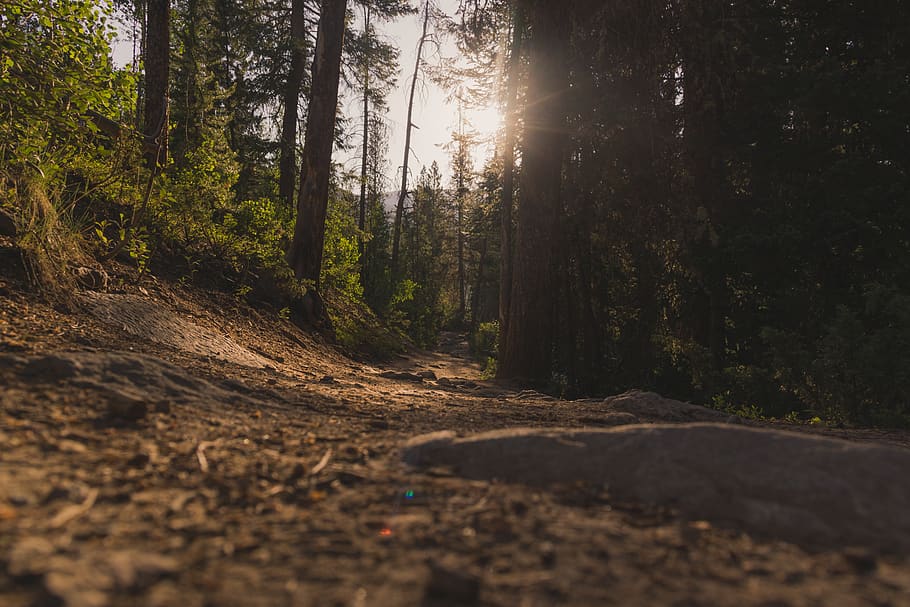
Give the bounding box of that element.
[2,273,910,606]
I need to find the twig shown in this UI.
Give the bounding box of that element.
[50,488,99,528]
[310,449,333,477]
[196,440,218,473]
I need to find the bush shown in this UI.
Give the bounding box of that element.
[762,283,910,425]
[470,320,499,359]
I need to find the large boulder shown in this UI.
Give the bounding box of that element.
[403,424,910,552]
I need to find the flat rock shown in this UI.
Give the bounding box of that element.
[602,390,731,422]
[379,370,424,382]
[402,423,910,553]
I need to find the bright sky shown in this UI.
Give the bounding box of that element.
[111,0,503,185]
[338,0,502,185]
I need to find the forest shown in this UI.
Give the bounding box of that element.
[5,1,910,605]
[2,0,910,426]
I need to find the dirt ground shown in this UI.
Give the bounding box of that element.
[2,266,910,607]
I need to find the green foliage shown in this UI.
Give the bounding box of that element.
[470,320,499,359]
[327,285,407,360]
[761,284,910,426]
[0,0,142,289]
[146,124,294,294]
[321,194,364,300]
[386,278,442,347]
[389,162,451,344]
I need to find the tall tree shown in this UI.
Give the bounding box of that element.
[278,0,308,208]
[358,6,372,266]
[288,0,347,287]
[498,0,567,380]
[497,4,523,353]
[391,0,431,279]
[449,101,474,322]
[144,0,170,167]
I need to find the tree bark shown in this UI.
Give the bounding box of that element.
[144,0,169,167]
[682,0,728,382]
[471,236,488,330]
[279,0,307,209]
[288,0,347,285]
[497,0,566,382]
[391,0,430,279]
[456,133,467,322]
[497,5,524,356]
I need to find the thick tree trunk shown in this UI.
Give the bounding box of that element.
[682,0,728,382]
[497,1,567,381]
[391,0,430,279]
[279,0,307,209]
[134,1,146,131]
[497,5,524,356]
[144,0,169,167]
[288,0,347,285]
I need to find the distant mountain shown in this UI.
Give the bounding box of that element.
[381,191,412,216]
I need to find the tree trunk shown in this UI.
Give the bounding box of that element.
[682,0,728,383]
[391,0,430,279]
[457,154,466,322]
[471,236,488,330]
[144,0,169,167]
[134,0,146,131]
[358,7,371,276]
[498,5,524,355]
[288,0,347,285]
[497,0,566,382]
[279,0,307,209]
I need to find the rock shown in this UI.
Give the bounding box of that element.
[7,536,56,577]
[127,452,151,468]
[514,389,554,401]
[380,370,424,382]
[424,559,480,603]
[578,412,640,427]
[602,390,729,423]
[22,355,82,381]
[417,370,437,381]
[73,266,109,290]
[105,389,148,421]
[221,378,250,393]
[44,568,111,607]
[319,375,335,384]
[436,377,453,387]
[105,551,179,590]
[403,424,910,553]
[56,439,89,454]
[0,208,16,236]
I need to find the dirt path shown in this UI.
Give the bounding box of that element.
[1,275,909,607]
